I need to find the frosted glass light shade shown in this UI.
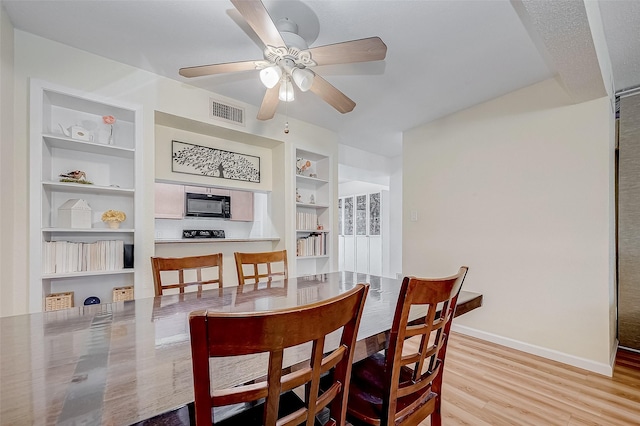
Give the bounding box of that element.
[259,65,282,89]
[291,68,314,92]
[279,78,295,102]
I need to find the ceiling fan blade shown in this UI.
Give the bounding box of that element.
[309,75,356,114]
[308,37,387,66]
[179,60,259,78]
[257,86,280,120]
[231,0,286,48]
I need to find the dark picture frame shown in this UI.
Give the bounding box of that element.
[171,140,260,183]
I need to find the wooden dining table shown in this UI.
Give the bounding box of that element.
[0,271,482,425]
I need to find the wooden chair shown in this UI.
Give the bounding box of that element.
[188,283,370,426]
[150,253,223,296]
[346,267,468,426]
[234,250,288,285]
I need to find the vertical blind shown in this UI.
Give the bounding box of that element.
[617,92,640,349]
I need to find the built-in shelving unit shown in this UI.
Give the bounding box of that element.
[29,79,143,312]
[295,148,333,275]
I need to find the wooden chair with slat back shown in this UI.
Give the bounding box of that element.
[234,250,288,286]
[189,283,369,426]
[150,254,224,296]
[346,267,468,426]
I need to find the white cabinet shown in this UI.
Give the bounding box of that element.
[339,192,383,275]
[155,182,184,219]
[367,192,382,276]
[230,190,254,222]
[29,80,142,312]
[295,149,333,276]
[184,185,230,197]
[341,196,355,271]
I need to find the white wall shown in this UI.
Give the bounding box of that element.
[1,30,338,316]
[388,155,403,278]
[0,5,15,316]
[403,78,615,374]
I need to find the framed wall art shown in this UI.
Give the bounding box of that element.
[171,140,260,183]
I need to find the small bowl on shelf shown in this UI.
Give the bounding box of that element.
[83,296,101,306]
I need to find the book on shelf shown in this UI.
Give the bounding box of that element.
[296,211,319,230]
[43,240,125,274]
[296,233,327,257]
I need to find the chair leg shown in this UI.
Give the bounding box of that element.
[431,397,442,426]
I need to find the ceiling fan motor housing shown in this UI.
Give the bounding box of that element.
[275,17,299,36]
[262,17,316,70]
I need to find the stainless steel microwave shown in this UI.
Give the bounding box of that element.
[185,192,231,218]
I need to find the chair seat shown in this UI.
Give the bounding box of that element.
[348,353,437,425]
[131,391,326,425]
[214,391,325,426]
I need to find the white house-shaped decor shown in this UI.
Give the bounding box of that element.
[58,199,92,229]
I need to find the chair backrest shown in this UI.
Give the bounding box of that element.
[383,266,468,424]
[189,283,369,426]
[234,250,288,285]
[150,254,223,296]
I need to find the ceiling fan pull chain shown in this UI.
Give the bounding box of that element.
[284,101,290,134]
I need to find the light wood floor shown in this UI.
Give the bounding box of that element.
[417,332,640,425]
[144,331,640,425]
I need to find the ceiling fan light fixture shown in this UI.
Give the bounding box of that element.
[291,67,314,92]
[259,65,282,89]
[279,77,295,102]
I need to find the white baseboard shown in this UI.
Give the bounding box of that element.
[451,324,614,377]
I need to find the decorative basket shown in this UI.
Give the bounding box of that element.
[45,292,74,311]
[113,286,134,302]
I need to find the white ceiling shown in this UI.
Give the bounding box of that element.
[3,0,639,158]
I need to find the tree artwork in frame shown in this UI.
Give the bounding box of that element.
[171,140,260,183]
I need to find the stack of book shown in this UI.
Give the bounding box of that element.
[296,233,326,257]
[42,240,124,274]
[296,212,318,230]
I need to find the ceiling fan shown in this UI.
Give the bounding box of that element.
[179,0,387,121]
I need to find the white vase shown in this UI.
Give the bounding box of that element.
[106,221,120,229]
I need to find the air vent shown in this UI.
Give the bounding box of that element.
[210,99,245,126]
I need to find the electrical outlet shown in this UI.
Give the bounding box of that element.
[410,210,418,222]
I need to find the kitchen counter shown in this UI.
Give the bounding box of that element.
[153,238,280,284]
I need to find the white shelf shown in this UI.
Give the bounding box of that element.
[296,174,329,185]
[43,134,135,158]
[297,255,330,260]
[296,202,329,209]
[30,79,143,312]
[43,181,135,195]
[43,269,135,279]
[43,228,135,233]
